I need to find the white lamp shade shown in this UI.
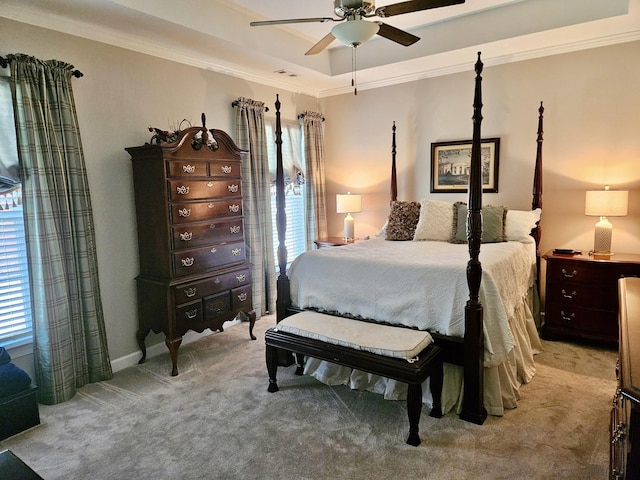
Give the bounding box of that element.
[332,20,379,47]
[336,193,362,214]
[585,189,628,217]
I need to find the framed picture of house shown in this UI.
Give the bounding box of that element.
[430,138,500,193]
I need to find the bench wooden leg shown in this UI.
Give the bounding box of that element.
[294,353,305,375]
[406,383,423,446]
[266,344,279,393]
[429,360,444,418]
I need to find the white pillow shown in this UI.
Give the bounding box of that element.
[505,208,542,243]
[413,199,456,242]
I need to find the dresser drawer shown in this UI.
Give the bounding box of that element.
[208,160,241,178]
[172,218,244,249]
[546,282,618,310]
[173,266,251,304]
[167,161,208,177]
[545,302,618,341]
[173,241,246,276]
[231,284,252,310]
[170,199,242,224]
[547,260,638,285]
[204,291,231,322]
[168,179,241,201]
[175,300,203,329]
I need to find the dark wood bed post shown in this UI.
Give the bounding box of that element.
[460,52,488,425]
[274,94,291,324]
[390,121,397,203]
[532,101,544,247]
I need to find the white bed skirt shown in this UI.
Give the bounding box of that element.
[302,285,543,417]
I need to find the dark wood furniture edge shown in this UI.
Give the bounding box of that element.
[265,327,443,446]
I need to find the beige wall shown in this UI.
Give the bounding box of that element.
[320,41,640,298]
[0,18,319,369]
[2,16,639,372]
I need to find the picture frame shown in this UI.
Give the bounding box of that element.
[430,138,500,193]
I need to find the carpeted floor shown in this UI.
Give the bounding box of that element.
[0,315,617,479]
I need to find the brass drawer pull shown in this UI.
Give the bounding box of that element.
[207,181,214,187]
[229,204,240,213]
[561,289,577,299]
[184,309,198,320]
[210,247,217,254]
[176,185,189,195]
[182,164,196,174]
[237,293,248,302]
[230,225,241,234]
[232,248,242,256]
[560,311,575,322]
[178,208,191,218]
[221,165,232,174]
[184,287,197,298]
[180,232,193,242]
[228,184,239,193]
[561,268,577,278]
[181,257,194,267]
[236,274,246,282]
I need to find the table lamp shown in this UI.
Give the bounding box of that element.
[585,185,628,256]
[336,192,361,241]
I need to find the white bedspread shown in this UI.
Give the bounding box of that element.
[290,238,537,368]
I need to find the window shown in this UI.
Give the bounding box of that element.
[0,76,33,348]
[265,122,307,268]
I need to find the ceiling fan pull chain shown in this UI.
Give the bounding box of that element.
[352,46,357,95]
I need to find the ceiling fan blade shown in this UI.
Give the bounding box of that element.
[305,32,337,55]
[376,22,420,46]
[250,17,336,27]
[375,0,465,18]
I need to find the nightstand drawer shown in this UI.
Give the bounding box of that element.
[546,283,617,310]
[545,303,618,342]
[547,261,622,285]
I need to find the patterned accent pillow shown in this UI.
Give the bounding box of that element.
[453,202,507,243]
[413,199,456,242]
[385,201,421,241]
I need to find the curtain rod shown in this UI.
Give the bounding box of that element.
[0,56,83,77]
[231,100,269,112]
[298,113,325,122]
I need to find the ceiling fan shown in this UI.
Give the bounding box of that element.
[250,0,466,55]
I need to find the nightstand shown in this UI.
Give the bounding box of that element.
[542,250,640,343]
[314,237,357,248]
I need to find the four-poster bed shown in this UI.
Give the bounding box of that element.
[269,52,544,426]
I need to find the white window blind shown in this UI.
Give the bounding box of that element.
[266,122,307,267]
[0,76,33,348]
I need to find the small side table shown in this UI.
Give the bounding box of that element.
[542,250,640,343]
[314,237,357,248]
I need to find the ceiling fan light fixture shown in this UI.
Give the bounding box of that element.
[332,19,379,47]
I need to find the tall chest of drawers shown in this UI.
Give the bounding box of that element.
[127,123,256,376]
[542,251,640,343]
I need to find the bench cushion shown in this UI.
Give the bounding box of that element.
[275,311,433,361]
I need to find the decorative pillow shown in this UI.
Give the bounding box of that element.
[454,203,507,244]
[375,219,388,238]
[413,199,456,242]
[385,201,421,241]
[505,208,542,243]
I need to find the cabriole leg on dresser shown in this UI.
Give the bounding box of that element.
[136,328,150,364]
[166,336,183,376]
[266,344,279,393]
[249,310,256,340]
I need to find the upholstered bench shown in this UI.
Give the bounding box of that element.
[265,311,443,446]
